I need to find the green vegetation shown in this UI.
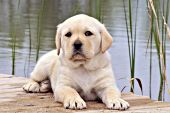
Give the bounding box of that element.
[123,0,139,92]
[123,0,170,100]
[36,0,46,62]
[10,0,21,75]
[147,0,170,101]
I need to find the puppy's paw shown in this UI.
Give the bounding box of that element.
[23,80,50,93]
[64,97,86,110]
[23,80,40,93]
[39,80,51,92]
[106,98,129,110]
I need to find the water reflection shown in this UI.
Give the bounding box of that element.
[0,0,170,101]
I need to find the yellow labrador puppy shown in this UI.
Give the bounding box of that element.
[23,14,129,110]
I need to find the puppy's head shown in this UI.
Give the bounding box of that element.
[56,14,112,62]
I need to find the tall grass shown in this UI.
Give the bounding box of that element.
[24,18,32,77]
[123,0,139,92]
[88,0,103,22]
[10,26,16,75]
[123,0,170,100]
[27,19,32,77]
[10,0,21,75]
[149,17,153,98]
[36,0,46,62]
[147,0,170,101]
[95,0,102,22]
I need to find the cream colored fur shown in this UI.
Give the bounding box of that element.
[23,14,129,110]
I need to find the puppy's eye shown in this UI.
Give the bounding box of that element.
[85,31,93,36]
[65,32,72,37]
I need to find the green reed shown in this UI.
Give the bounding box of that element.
[124,0,170,100]
[27,19,32,77]
[88,0,103,22]
[10,0,21,75]
[147,0,170,101]
[11,26,16,75]
[24,18,32,77]
[36,0,46,62]
[96,0,101,21]
[149,13,154,98]
[123,0,139,92]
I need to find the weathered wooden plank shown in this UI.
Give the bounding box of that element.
[0,74,170,113]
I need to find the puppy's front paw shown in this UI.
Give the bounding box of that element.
[23,80,40,93]
[64,97,86,110]
[106,98,129,110]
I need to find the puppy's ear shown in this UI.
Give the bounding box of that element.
[55,24,62,55]
[100,24,113,53]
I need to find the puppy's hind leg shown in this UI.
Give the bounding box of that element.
[23,68,51,93]
[23,51,57,93]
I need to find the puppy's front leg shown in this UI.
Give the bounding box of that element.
[54,86,86,110]
[98,86,129,110]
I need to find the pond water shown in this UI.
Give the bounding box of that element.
[0,0,170,101]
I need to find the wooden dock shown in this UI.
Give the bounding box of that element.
[0,74,170,113]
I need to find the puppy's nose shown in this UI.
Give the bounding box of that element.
[73,40,82,50]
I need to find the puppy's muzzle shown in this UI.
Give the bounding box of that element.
[73,40,84,55]
[71,40,86,61]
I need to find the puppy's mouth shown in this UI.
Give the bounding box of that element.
[70,51,87,62]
